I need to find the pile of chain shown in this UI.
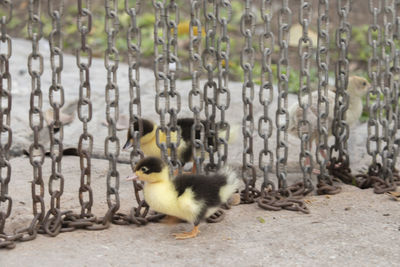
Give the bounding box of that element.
[355,0,400,194]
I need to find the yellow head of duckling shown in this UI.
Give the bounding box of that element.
[347,76,370,97]
[127,157,169,183]
[122,119,156,151]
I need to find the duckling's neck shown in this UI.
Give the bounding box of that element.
[140,131,162,157]
[346,92,363,125]
[143,171,179,216]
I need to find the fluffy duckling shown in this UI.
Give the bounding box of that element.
[123,118,234,168]
[127,156,239,239]
[288,76,370,170]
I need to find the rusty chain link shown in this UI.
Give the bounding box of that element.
[154,0,175,176]
[297,0,314,194]
[166,0,182,175]
[378,0,397,192]
[240,0,259,204]
[76,0,94,222]
[58,0,110,232]
[0,0,13,249]
[122,0,164,225]
[259,0,310,213]
[276,0,291,192]
[329,0,353,182]
[393,0,400,182]
[42,0,70,237]
[316,0,341,195]
[356,0,400,193]
[189,0,205,174]
[104,0,121,225]
[4,0,48,247]
[257,0,275,204]
[203,0,218,174]
[215,0,231,169]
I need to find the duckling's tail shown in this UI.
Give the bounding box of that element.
[218,166,240,204]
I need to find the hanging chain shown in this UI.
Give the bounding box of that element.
[76,0,96,224]
[104,0,121,223]
[240,0,259,204]
[276,0,291,190]
[0,0,13,249]
[117,0,163,225]
[203,0,218,174]
[259,0,309,213]
[189,0,205,174]
[154,0,170,170]
[378,0,397,192]
[357,0,400,192]
[42,0,68,237]
[316,0,340,195]
[257,0,275,203]
[393,0,400,180]
[360,0,383,188]
[367,0,382,176]
[125,0,146,224]
[166,0,181,175]
[11,0,47,245]
[329,0,352,181]
[297,0,314,194]
[216,0,231,168]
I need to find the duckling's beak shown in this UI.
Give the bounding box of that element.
[126,172,139,181]
[122,139,133,151]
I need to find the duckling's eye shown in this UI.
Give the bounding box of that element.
[362,82,367,86]
[141,166,149,173]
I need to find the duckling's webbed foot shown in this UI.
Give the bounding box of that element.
[172,225,200,240]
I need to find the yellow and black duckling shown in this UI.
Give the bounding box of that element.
[127,156,239,239]
[122,118,233,169]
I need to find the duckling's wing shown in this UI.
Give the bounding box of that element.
[174,174,226,207]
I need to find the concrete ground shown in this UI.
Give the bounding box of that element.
[1,157,400,267]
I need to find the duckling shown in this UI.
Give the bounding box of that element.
[127,156,239,239]
[123,118,236,169]
[288,76,370,172]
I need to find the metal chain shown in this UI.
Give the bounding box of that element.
[104,0,121,223]
[316,0,341,195]
[189,0,205,174]
[365,0,382,183]
[240,0,259,204]
[126,0,145,223]
[120,0,164,225]
[378,0,397,192]
[259,0,309,213]
[153,0,171,171]
[16,0,46,245]
[258,0,275,197]
[329,0,352,180]
[215,0,231,168]
[0,0,13,249]
[297,0,314,194]
[276,0,291,190]
[166,0,182,175]
[257,0,308,211]
[76,0,94,220]
[393,0,400,179]
[42,0,68,237]
[202,0,218,174]
[356,0,400,192]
